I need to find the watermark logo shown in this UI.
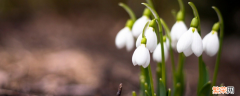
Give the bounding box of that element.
[212,86,234,94]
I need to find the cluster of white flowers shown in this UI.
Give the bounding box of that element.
[115,12,220,68]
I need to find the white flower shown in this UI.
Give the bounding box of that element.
[170,21,188,49]
[177,27,203,57]
[202,31,219,56]
[115,27,134,51]
[153,42,169,62]
[132,16,150,38]
[136,27,158,53]
[132,44,150,68]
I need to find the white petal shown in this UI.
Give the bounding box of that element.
[177,28,194,53]
[183,46,193,57]
[125,31,135,51]
[164,43,169,61]
[132,16,150,38]
[132,48,137,66]
[153,44,162,62]
[115,27,129,49]
[142,49,150,68]
[205,32,219,56]
[145,27,158,52]
[202,32,211,51]
[170,21,188,47]
[136,27,158,53]
[152,43,168,62]
[191,31,203,57]
[135,44,149,65]
[171,39,178,49]
[136,33,142,47]
[166,38,170,49]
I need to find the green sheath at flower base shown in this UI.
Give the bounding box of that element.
[143,8,152,18]
[176,0,185,21]
[176,11,184,21]
[163,36,167,42]
[149,19,156,28]
[125,19,134,29]
[119,3,136,22]
[190,17,199,28]
[212,22,220,32]
[141,37,147,45]
[188,2,201,34]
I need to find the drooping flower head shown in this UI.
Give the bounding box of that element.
[115,20,135,51]
[132,8,151,38]
[177,17,203,57]
[203,22,220,56]
[153,36,169,62]
[132,38,150,68]
[170,11,188,49]
[171,21,188,49]
[136,20,158,53]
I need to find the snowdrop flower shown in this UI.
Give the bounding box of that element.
[153,37,169,62]
[170,11,188,49]
[132,38,150,68]
[132,8,151,38]
[203,31,219,57]
[135,20,158,53]
[115,20,135,51]
[136,26,157,53]
[170,21,188,49]
[177,27,203,57]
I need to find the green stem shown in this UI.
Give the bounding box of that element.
[141,67,146,96]
[178,0,185,13]
[160,19,171,39]
[132,91,137,96]
[119,3,136,22]
[197,55,203,94]
[177,53,184,75]
[148,66,155,96]
[160,18,177,90]
[146,0,154,9]
[176,53,185,95]
[212,6,224,87]
[142,2,166,89]
[156,62,162,96]
[188,2,203,95]
[188,2,201,34]
[142,21,150,38]
[168,89,171,96]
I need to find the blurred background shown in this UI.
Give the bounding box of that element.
[0,0,239,95]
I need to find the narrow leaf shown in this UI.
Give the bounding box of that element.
[199,81,211,96]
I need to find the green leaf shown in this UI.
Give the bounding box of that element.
[156,63,162,96]
[197,61,210,95]
[199,81,211,96]
[167,88,171,96]
[174,53,185,96]
[173,83,181,96]
[159,78,166,96]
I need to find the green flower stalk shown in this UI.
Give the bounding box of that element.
[119,3,136,22]
[188,2,210,96]
[115,3,136,51]
[142,3,167,89]
[212,6,224,88]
